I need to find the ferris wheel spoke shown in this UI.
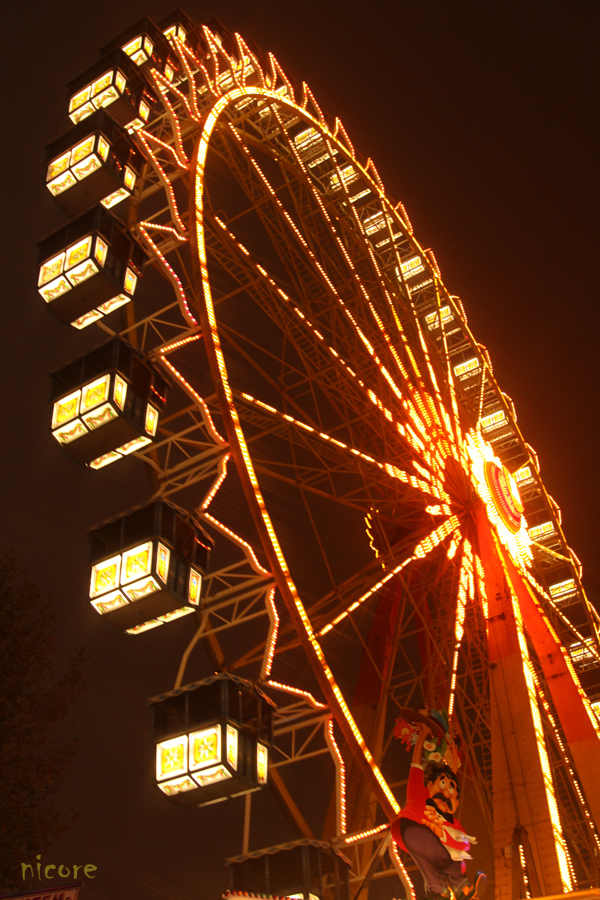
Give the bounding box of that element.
[243,435,428,519]
[204,249,438,479]
[272,116,413,354]
[426,285,467,453]
[223,120,432,422]
[234,390,440,503]
[275,164,443,442]
[205,213,408,431]
[205,218,417,456]
[275,128,412,366]
[447,538,476,718]
[400,282,466,459]
[212,127,349,332]
[318,517,461,638]
[387,559,462,708]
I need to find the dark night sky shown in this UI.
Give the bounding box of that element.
[1,2,598,898]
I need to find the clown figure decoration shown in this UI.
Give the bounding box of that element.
[392,714,487,899]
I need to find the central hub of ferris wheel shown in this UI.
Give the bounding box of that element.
[484,459,524,534]
[466,431,531,564]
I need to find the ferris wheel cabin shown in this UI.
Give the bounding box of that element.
[149,675,274,807]
[37,207,146,328]
[49,337,167,468]
[87,499,210,633]
[66,49,156,130]
[44,110,143,217]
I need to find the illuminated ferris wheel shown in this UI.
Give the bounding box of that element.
[38,11,600,899]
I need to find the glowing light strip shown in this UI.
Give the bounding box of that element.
[446,538,459,560]
[414,517,460,559]
[135,131,188,231]
[239,391,436,495]
[201,28,224,89]
[158,353,225,445]
[267,51,295,98]
[179,36,218,101]
[261,586,279,679]
[148,68,191,163]
[301,81,325,121]
[534,675,600,853]
[171,36,201,119]
[391,841,416,900]
[522,569,600,672]
[228,121,433,447]
[333,117,354,155]
[477,362,488,425]
[474,553,489,619]
[137,125,189,172]
[344,822,389,843]
[448,538,472,718]
[447,649,460,719]
[325,718,347,834]
[319,555,415,636]
[411,282,464,463]
[427,248,441,278]
[201,453,230,510]
[213,214,420,462]
[138,222,198,326]
[159,332,202,354]
[196,97,401,811]
[412,459,434,480]
[424,498,452,514]
[365,512,384,568]
[265,680,327,709]
[396,200,413,235]
[203,512,270,577]
[235,34,266,90]
[518,844,531,900]
[511,590,573,890]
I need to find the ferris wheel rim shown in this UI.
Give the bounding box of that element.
[188,80,505,824]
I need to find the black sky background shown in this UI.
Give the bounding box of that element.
[1,1,598,898]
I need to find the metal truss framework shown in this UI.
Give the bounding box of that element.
[45,15,600,899]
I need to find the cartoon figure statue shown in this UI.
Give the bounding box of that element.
[391,710,486,899]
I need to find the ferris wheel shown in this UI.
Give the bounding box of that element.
[38,11,600,899]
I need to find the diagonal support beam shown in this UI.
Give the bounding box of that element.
[268,767,314,839]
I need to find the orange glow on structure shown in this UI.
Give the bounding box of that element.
[325,718,347,834]
[100,34,599,881]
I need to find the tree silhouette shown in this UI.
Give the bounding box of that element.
[0,554,86,890]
